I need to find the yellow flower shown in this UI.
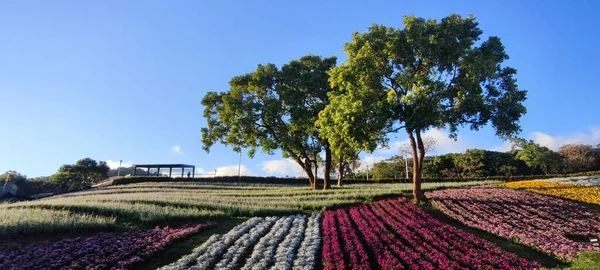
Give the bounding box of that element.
[501,180,600,206]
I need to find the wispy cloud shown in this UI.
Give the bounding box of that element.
[531,127,600,150]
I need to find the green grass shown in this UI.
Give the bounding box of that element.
[0,207,116,238]
[566,252,600,270]
[0,180,497,237]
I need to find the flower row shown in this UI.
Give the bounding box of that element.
[427,186,600,260]
[0,222,215,270]
[322,198,541,270]
[160,214,322,270]
[502,180,600,205]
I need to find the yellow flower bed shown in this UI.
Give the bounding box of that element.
[502,180,600,206]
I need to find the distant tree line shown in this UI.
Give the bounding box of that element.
[1,158,109,199]
[354,141,600,180]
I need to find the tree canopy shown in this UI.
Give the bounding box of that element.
[50,158,109,192]
[317,14,527,202]
[201,55,338,189]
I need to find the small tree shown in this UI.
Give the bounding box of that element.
[513,139,562,174]
[558,144,597,173]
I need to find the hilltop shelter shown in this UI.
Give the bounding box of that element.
[132,164,196,178]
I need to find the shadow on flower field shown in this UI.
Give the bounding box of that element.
[139,217,247,270]
[419,203,567,269]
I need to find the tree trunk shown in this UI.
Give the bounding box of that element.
[337,159,344,187]
[323,146,332,190]
[407,130,426,203]
[314,161,318,190]
[298,159,316,190]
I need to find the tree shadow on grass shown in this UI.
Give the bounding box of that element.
[420,203,568,269]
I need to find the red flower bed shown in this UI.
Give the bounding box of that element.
[322,198,540,270]
[0,222,214,270]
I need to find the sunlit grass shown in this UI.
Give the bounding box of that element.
[0,208,116,237]
[0,180,497,237]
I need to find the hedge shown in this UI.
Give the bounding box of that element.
[109,170,600,186]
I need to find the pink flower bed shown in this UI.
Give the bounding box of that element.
[322,198,540,270]
[0,222,215,270]
[427,186,600,260]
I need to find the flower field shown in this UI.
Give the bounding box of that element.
[427,186,600,260]
[0,222,214,270]
[0,181,496,237]
[160,214,321,270]
[321,198,540,270]
[4,179,599,269]
[502,180,600,205]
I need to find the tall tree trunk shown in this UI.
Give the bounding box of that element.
[407,129,426,203]
[323,146,332,190]
[415,129,426,202]
[298,158,316,190]
[314,161,318,190]
[337,158,344,187]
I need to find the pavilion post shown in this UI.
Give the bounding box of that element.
[132,165,136,176]
[181,166,184,178]
[169,167,172,177]
[147,166,150,176]
[192,167,195,178]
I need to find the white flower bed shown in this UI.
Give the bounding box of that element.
[271,215,307,270]
[214,217,279,270]
[159,214,322,270]
[159,217,265,270]
[241,215,295,270]
[543,175,600,187]
[293,213,322,270]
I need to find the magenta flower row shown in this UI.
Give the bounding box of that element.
[322,198,540,269]
[427,186,600,260]
[0,222,215,270]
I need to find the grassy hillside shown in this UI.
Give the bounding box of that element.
[0,181,497,238]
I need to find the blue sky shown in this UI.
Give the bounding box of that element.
[1,1,599,177]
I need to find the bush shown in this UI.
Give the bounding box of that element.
[112,176,174,185]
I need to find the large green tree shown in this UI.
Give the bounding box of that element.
[202,55,338,189]
[319,14,526,202]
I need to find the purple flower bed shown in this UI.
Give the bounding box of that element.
[0,222,215,270]
[427,186,600,260]
[322,198,540,269]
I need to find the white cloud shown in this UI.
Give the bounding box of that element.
[379,128,471,156]
[215,165,253,176]
[261,159,305,176]
[531,127,600,150]
[490,141,512,152]
[172,145,182,153]
[357,154,388,171]
[105,160,133,169]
